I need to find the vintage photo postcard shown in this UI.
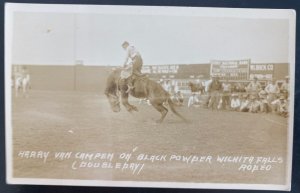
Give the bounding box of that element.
[5,3,295,191]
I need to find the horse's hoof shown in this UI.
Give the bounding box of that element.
[127,106,137,113]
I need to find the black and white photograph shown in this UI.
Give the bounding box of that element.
[5,3,296,191]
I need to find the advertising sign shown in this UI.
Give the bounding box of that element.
[210,59,250,80]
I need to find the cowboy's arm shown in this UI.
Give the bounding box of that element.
[123,47,131,67]
[123,56,129,68]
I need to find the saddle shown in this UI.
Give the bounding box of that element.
[130,74,148,95]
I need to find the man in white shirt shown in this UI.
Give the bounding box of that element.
[122,41,143,75]
[120,41,144,92]
[240,94,250,112]
[265,80,280,102]
[162,80,171,93]
[246,77,261,95]
[230,93,240,111]
[221,79,231,110]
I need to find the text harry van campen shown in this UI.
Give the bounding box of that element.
[17,151,114,163]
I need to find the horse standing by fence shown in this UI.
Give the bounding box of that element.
[188,81,205,94]
[187,81,205,107]
[14,74,30,98]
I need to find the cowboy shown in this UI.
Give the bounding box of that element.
[120,41,144,93]
[246,77,261,95]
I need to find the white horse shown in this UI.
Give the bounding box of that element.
[14,74,30,97]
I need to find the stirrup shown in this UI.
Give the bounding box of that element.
[126,85,134,93]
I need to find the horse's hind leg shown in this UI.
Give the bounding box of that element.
[151,102,168,123]
[121,95,138,112]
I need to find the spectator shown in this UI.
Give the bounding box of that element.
[173,80,179,93]
[281,76,290,99]
[162,80,171,93]
[258,90,271,113]
[172,91,184,106]
[188,93,200,108]
[265,80,280,103]
[240,94,250,112]
[248,95,260,113]
[232,82,243,93]
[221,79,231,110]
[271,95,288,117]
[246,77,261,95]
[208,76,222,110]
[230,93,240,111]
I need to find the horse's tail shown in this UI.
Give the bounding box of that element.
[167,98,188,123]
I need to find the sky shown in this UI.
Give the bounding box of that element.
[11,12,290,66]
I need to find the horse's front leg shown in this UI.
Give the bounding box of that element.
[120,81,138,112]
[120,91,138,112]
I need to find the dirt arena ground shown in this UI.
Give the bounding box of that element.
[11,90,289,185]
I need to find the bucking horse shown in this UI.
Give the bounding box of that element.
[105,68,187,123]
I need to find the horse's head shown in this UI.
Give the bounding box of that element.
[106,93,121,112]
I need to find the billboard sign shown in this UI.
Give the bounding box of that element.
[249,64,274,81]
[210,59,250,80]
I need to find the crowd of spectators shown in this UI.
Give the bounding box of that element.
[148,76,290,118]
[203,76,290,117]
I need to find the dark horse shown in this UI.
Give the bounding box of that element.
[188,81,205,94]
[105,68,187,123]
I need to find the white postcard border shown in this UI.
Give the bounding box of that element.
[5,3,296,191]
